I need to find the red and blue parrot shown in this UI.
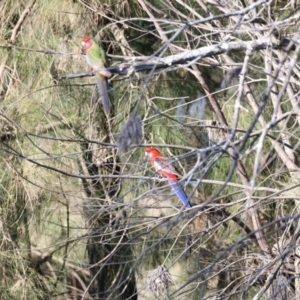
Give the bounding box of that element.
[145,147,192,208]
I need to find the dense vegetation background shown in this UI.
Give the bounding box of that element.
[0,0,300,299]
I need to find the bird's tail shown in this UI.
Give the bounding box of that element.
[167,178,192,208]
[95,73,111,112]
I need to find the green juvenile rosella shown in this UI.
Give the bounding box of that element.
[81,36,112,112]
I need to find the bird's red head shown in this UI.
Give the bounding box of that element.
[145,147,162,158]
[81,36,92,50]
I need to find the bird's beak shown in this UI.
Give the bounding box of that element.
[81,41,85,46]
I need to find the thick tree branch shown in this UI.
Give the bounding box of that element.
[60,38,284,80]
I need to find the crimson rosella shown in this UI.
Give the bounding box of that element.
[81,37,111,112]
[145,147,192,208]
